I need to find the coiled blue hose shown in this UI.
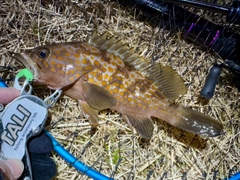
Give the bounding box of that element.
[0,78,8,88]
[228,171,240,180]
[44,130,114,180]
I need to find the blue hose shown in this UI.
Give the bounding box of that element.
[44,130,114,180]
[0,78,7,88]
[228,171,240,180]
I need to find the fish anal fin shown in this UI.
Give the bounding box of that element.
[81,81,116,110]
[123,114,154,139]
[87,31,187,101]
[78,100,99,126]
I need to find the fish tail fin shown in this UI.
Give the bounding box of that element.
[155,105,224,137]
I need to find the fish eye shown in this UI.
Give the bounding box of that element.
[38,48,50,59]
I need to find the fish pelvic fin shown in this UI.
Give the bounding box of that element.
[87,31,187,101]
[78,100,99,126]
[155,105,224,137]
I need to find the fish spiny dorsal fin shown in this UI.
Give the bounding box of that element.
[87,31,187,100]
[87,31,126,56]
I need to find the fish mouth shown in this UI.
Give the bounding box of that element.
[10,51,38,78]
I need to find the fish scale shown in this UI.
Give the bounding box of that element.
[13,31,224,139]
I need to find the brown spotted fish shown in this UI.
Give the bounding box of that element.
[13,31,223,138]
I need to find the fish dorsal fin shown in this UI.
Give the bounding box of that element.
[144,64,187,101]
[87,31,187,100]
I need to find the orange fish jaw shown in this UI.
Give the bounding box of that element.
[12,51,39,80]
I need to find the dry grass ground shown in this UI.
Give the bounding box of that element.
[0,0,240,179]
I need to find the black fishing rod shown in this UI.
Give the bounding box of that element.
[117,0,240,99]
[163,0,240,25]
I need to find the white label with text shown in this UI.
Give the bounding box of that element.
[1,98,47,160]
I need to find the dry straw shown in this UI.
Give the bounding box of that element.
[0,0,239,179]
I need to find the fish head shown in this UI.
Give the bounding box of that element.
[13,43,82,90]
[13,47,50,78]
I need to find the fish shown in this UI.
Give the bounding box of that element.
[13,31,224,139]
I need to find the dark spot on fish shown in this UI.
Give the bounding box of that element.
[36,63,42,70]
[100,50,111,63]
[135,79,151,93]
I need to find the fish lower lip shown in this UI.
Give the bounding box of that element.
[10,51,31,70]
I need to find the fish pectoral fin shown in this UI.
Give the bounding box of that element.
[123,114,154,139]
[78,100,99,125]
[81,82,116,110]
